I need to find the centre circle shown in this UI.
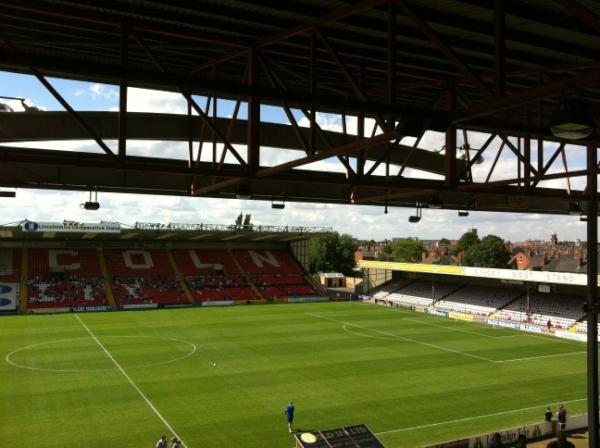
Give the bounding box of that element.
[5,335,197,373]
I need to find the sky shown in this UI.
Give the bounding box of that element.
[0,70,593,243]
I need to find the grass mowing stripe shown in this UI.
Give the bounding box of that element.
[374,396,587,436]
[402,317,523,339]
[306,312,496,363]
[74,314,187,447]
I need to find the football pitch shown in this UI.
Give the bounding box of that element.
[0,302,589,447]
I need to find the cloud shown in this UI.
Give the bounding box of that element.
[0,82,592,243]
[80,83,119,101]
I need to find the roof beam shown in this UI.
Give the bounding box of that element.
[0,46,436,119]
[193,130,399,195]
[189,0,387,74]
[393,0,492,98]
[0,1,247,48]
[551,0,600,34]
[456,69,600,122]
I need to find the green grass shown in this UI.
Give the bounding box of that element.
[0,302,589,447]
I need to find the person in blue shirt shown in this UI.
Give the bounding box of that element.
[284,402,295,433]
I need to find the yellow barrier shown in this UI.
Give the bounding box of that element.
[359,260,463,275]
[448,311,474,322]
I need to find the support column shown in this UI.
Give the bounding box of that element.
[247,47,260,175]
[118,24,129,159]
[586,143,599,448]
[445,125,457,187]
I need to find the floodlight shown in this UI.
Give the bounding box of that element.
[458,210,469,217]
[272,202,285,210]
[0,191,16,198]
[82,202,100,211]
[408,203,422,223]
[550,99,594,140]
[81,190,100,211]
[580,214,588,222]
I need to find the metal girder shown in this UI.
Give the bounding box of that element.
[0,1,248,48]
[494,0,505,98]
[133,34,248,168]
[456,69,600,122]
[586,142,599,447]
[189,0,387,74]
[192,130,399,195]
[552,0,600,34]
[0,111,460,175]
[393,0,492,97]
[258,53,356,176]
[315,28,387,130]
[0,46,442,120]
[0,144,589,210]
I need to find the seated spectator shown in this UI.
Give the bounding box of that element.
[514,434,527,448]
[546,433,575,448]
[488,433,503,448]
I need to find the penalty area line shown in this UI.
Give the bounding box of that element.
[306,312,496,363]
[74,314,188,447]
[375,396,587,436]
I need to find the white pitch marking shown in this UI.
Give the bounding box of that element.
[308,313,589,365]
[342,324,398,341]
[402,317,523,339]
[375,396,587,436]
[74,314,188,447]
[5,335,197,373]
[497,350,587,363]
[306,312,496,363]
[524,332,586,347]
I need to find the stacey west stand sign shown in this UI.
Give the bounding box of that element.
[360,261,591,286]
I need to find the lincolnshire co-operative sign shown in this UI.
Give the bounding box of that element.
[21,221,121,233]
[360,260,592,286]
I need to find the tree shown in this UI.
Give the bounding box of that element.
[450,230,480,255]
[378,243,393,261]
[390,239,424,262]
[308,232,357,275]
[235,212,243,226]
[463,235,511,268]
[439,238,450,246]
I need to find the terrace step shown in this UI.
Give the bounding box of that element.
[97,248,117,309]
[167,250,195,304]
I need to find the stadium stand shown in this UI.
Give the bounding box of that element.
[27,249,108,308]
[371,279,414,301]
[435,285,522,317]
[172,249,256,301]
[233,250,316,299]
[369,277,585,330]
[376,279,457,308]
[14,246,320,309]
[104,249,188,306]
[0,248,20,281]
[491,292,584,329]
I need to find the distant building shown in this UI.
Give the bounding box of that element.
[508,233,595,273]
